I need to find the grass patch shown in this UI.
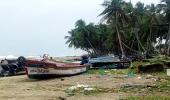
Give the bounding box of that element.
[150,72,170,79]
[87,69,129,75]
[120,71,170,94]
[110,69,129,75]
[157,80,170,92]
[87,69,100,74]
[124,96,170,100]
[129,55,170,73]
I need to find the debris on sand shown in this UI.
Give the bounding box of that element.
[66,83,96,96]
[167,69,170,76]
[67,83,93,92]
[121,84,146,89]
[58,96,67,100]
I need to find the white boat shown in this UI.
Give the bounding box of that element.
[25,59,89,79]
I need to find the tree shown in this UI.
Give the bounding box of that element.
[65,19,112,55]
[99,0,130,58]
[65,0,170,57]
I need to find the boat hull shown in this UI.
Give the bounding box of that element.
[25,64,88,79]
[25,59,89,79]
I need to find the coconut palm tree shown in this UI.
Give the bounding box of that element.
[65,0,169,57]
[99,0,130,58]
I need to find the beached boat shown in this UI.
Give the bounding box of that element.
[89,55,130,69]
[25,59,89,79]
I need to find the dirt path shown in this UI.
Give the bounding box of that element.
[0,74,157,100]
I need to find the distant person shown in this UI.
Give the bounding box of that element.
[80,55,89,65]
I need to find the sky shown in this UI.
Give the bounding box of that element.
[0,0,160,57]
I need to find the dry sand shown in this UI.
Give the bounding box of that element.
[0,74,157,100]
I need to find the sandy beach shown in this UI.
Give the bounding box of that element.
[0,73,163,100]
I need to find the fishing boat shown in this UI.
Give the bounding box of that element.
[25,59,89,79]
[89,55,130,69]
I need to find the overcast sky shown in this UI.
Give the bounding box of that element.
[0,0,160,57]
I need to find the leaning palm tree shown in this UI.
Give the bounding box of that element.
[75,20,98,55]
[131,2,147,53]
[99,0,129,58]
[145,4,161,53]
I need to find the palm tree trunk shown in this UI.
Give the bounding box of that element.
[158,38,162,51]
[86,38,98,55]
[116,26,125,58]
[116,12,125,58]
[134,30,146,53]
[167,25,170,55]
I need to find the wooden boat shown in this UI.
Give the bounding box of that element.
[89,56,130,69]
[25,59,89,79]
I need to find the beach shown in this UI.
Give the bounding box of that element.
[0,73,167,100]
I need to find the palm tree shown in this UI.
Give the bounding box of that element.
[130,2,146,53]
[99,0,129,58]
[75,20,98,54]
[65,0,169,57]
[65,30,78,48]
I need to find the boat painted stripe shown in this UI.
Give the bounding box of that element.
[25,65,88,70]
[26,67,87,75]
